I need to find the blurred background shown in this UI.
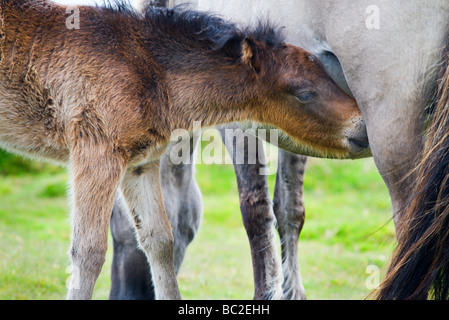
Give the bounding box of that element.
[0,0,396,300]
[0,145,395,299]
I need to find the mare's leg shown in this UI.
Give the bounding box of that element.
[218,125,283,300]
[109,197,155,300]
[109,136,202,300]
[273,150,307,300]
[162,136,203,273]
[120,160,181,300]
[67,144,127,300]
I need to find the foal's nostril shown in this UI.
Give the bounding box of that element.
[345,117,371,158]
[347,136,371,159]
[349,138,369,150]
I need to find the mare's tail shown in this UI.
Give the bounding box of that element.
[375,31,449,300]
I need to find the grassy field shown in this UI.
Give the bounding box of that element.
[0,144,395,300]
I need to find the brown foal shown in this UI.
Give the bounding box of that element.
[0,1,367,299]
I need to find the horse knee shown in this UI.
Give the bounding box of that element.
[138,228,175,261]
[288,204,305,230]
[240,191,272,216]
[240,193,276,242]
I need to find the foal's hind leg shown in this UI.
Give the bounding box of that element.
[273,150,307,300]
[218,125,283,300]
[120,160,181,300]
[67,145,127,300]
[109,136,202,300]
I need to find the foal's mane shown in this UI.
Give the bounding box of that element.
[5,1,286,53]
[101,0,286,54]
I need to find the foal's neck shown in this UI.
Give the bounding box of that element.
[167,67,259,130]
[151,45,260,131]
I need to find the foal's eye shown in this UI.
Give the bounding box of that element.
[296,91,315,103]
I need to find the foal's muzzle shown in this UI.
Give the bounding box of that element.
[345,117,371,159]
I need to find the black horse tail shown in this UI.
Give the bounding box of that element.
[375,32,449,300]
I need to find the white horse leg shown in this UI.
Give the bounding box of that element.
[121,160,181,300]
[273,150,307,300]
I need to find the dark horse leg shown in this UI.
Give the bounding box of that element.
[109,198,154,300]
[218,125,307,300]
[217,124,284,299]
[109,135,202,300]
[273,150,307,300]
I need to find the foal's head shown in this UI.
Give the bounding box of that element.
[233,24,369,159]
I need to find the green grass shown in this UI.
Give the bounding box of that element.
[179,157,395,300]
[0,148,395,300]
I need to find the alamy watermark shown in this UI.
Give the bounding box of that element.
[65,4,381,32]
[66,6,80,30]
[170,122,280,176]
[366,5,380,30]
[65,4,381,31]
[366,265,380,290]
[66,265,80,290]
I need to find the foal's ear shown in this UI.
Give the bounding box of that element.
[242,36,262,73]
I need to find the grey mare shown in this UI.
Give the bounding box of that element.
[111,0,449,299]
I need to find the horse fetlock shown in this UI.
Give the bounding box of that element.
[66,262,104,300]
[282,257,306,300]
[139,231,180,300]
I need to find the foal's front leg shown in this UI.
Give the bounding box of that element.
[121,160,181,300]
[67,145,127,300]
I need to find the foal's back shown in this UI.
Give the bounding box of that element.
[0,0,168,163]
